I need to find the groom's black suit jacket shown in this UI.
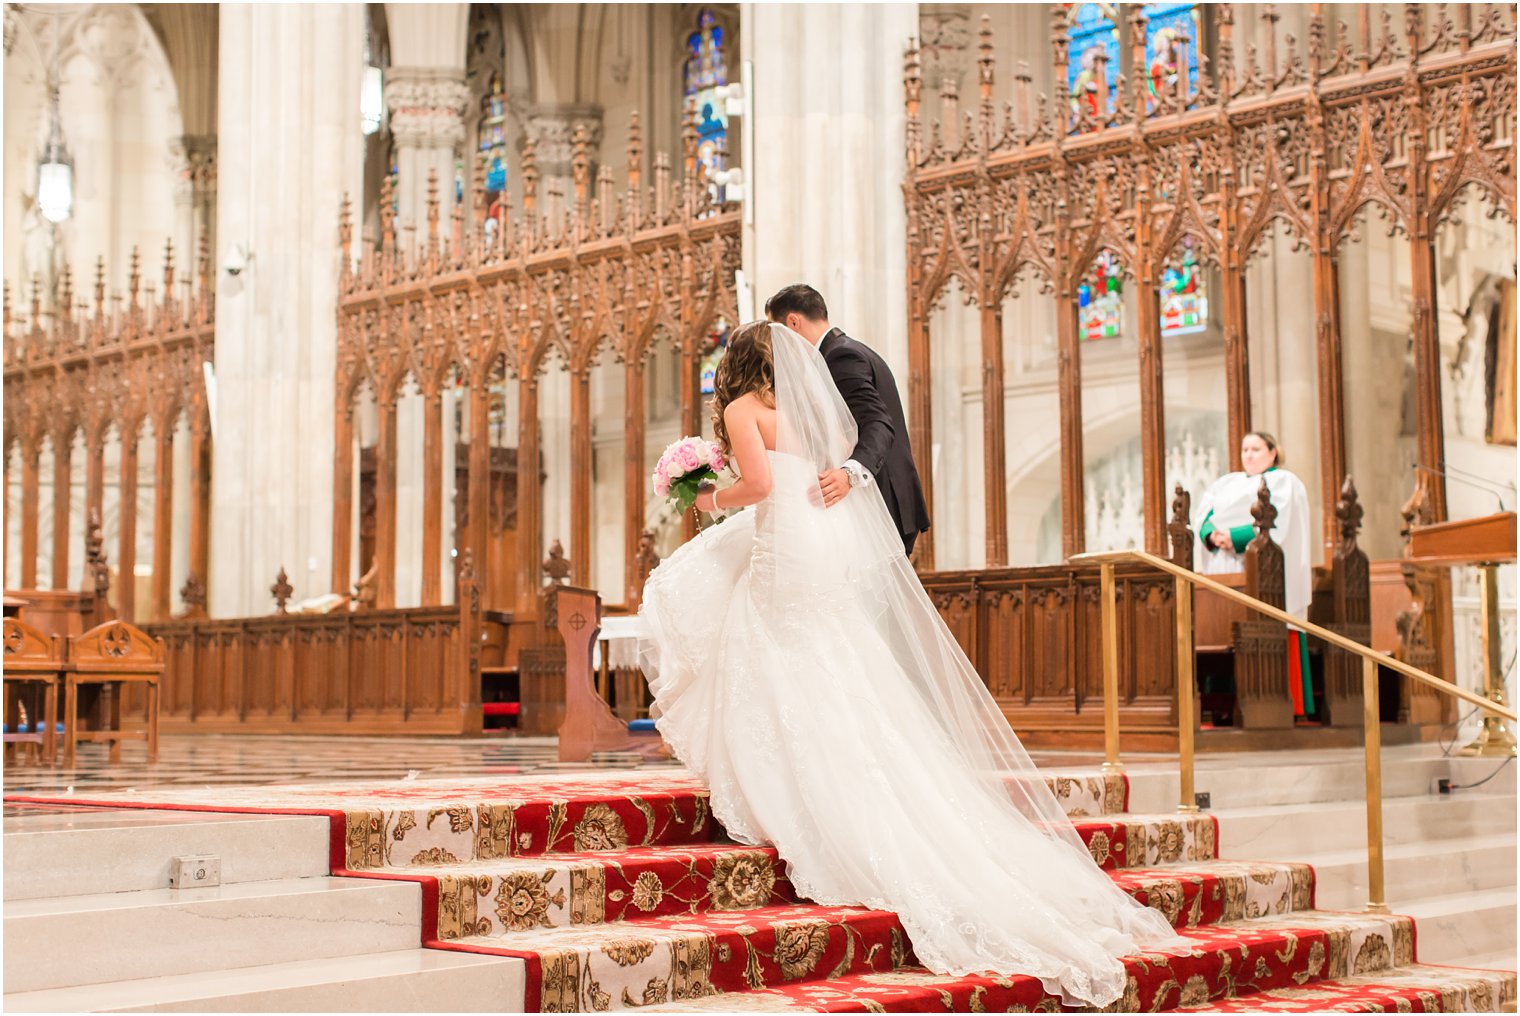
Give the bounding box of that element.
[818,328,930,555]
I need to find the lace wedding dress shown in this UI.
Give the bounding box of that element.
[638,324,1187,1008]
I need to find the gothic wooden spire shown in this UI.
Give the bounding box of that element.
[522,134,539,217]
[338,193,352,272]
[128,247,141,306]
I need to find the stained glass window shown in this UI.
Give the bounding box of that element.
[1142,3,1202,112]
[700,320,730,396]
[683,9,728,195]
[1078,251,1124,341]
[1066,4,1121,125]
[477,72,508,247]
[1159,236,1208,336]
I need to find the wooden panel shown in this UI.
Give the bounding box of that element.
[1408,512,1517,565]
[143,599,483,736]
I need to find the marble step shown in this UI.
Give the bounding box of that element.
[1213,792,1516,859]
[1126,752,1512,814]
[3,876,421,994]
[1298,832,1517,911]
[1396,887,1518,964]
[2,948,525,1013]
[2,808,330,901]
[639,910,1417,1013]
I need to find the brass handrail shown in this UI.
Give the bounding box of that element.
[1071,547,1517,913]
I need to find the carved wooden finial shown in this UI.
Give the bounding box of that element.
[1399,481,1432,551]
[339,193,352,266]
[522,135,539,213]
[636,528,660,576]
[542,539,571,586]
[179,572,207,612]
[128,247,141,305]
[271,567,294,614]
[426,167,440,246]
[196,231,210,291]
[163,238,176,292]
[681,99,699,185]
[3,281,10,335]
[1336,474,1364,550]
[86,508,110,598]
[627,110,643,191]
[1250,478,1279,536]
[978,14,995,99]
[1168,482,1194,570]
[471,155,486,237]
[30,272,41,324]
[458,547,476,589]
[381,172,397,251]
[571,122,592,226]
[59,263,73,320]
[94,256,106,315]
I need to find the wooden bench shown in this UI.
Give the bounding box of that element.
[64,621,164,766]
[2,618,64,765]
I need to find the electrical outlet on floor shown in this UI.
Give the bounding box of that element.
[169,854,221,888]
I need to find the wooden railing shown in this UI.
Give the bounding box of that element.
[143,581,482,736]
[1073,547,1517,912]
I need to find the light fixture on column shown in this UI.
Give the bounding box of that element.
[36,84,73,224]
[361,64,384,136]
[711,167,744,203]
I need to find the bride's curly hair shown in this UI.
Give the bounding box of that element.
[709,321,776,455]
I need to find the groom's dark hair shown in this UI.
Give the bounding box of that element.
[765,284,828,323]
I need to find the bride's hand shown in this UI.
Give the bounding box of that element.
[695,486,718,513]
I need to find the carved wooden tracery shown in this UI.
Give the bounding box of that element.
[903,4,1516,571]
[3,242,215,622]
[336,108,741,614]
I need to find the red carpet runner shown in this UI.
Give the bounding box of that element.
[9,770,1514,1011]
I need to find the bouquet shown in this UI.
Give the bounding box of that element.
[653,436,727,514]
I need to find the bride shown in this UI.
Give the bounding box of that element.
[637,322,1187,1008]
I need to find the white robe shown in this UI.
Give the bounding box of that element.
[1193,468,1312,621]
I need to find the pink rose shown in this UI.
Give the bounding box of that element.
[678,444,701,472]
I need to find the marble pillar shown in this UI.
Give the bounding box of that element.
[385,67,469,231]
[743,3,916,377]
[211,3,363,616]
[521,105,605,201]
[172,135,217,263]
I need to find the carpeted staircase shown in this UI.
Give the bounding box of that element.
[318,771,1515,1012]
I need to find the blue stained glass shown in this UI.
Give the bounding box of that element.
[1067,4,1121,123]
[1141,3,1201,110]
[683,8,728,196]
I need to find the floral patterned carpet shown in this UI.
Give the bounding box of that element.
[7,769,1515,1012]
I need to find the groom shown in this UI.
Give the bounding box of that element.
[765,284,930,558]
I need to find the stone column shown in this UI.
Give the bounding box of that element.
[173,136,217,265]
[211,4,363,616]
[744,4,916,377]
[385,67,469,233]
[521,105,604,205]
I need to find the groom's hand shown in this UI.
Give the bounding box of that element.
[818,468,852,508]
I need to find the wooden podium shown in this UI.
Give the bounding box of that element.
[1408,511,1516,757]
[554,586,666,763]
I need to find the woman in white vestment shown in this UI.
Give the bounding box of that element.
[1194,431,1315,716]
[638,322,1187,1009]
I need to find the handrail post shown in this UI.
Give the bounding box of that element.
[1175,571,1199,813]
[1100,562,1122,771]
[1363,654,1389,912]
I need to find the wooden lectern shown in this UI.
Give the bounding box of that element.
[1408,511,1516,757]
[554,586,667,763]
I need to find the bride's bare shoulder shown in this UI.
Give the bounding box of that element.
[724,392,777,418]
